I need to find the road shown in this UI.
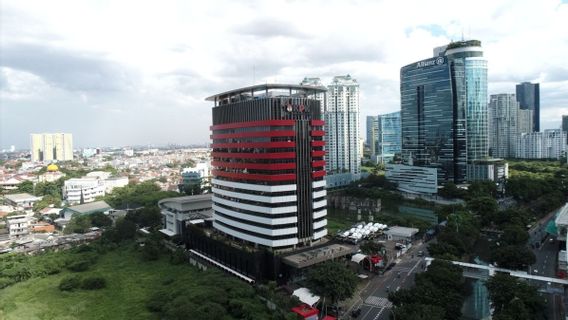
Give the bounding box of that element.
[344,241,429,320]
[528,210,565,320]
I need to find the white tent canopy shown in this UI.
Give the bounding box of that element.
[292,287,320,306]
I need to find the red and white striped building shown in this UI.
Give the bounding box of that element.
[207,84,328,249]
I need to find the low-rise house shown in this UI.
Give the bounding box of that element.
[383,226,419,242]
[60,201,112,220]
[31,222,55,233]
[4,193,42,210]
[7,214,33,239]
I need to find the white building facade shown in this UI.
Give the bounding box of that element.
[325,75,361,187]
[516,129,567,159]
[489,94,519,158]
[63,178,105,204]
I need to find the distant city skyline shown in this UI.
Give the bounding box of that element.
[1,0,567,149]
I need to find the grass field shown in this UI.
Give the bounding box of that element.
[0,244,269,320]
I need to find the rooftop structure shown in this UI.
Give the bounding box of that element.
[205,83,327,104]
[158,194,213,236]
[4,193,42,209]
[281,243,357,268]
[60,201,112,220]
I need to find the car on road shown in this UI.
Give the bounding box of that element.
[417,250,424,257]
[385,262,396,271]
[351,308,362,318]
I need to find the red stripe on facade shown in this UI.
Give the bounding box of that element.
[310,120,325,126]
[311,140,325,147]
[211,141,295,149]
[312,160,326,167]
[210,120,295,130]
[310,130,325,137]
[212,170,296,182]
[312,171,326,178]
[212,161,296,170]
[211,131,296,139]
[311,150,325,157]
[212,152,296,159]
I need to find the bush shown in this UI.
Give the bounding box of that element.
[0,277,16,289]
[141,241,161,261]
[81,276,106,290]
[169,249,186,265]
[67,260,90,272]
[59,276,81,291]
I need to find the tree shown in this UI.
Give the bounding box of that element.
[359,240,385,255]
[467,180,497,198]
[64,215,92,234]
[501,225,529,246]
[90,212,113,228]
[393,303,445,320]
[115,218,137,241]
[127,207,162,228]
[17,180,34,194]
[390,260,466,320]
[486,273,546,320]
[184,184,202,196]
[306,262,358,305]
[492,245,536,270]
[466,196,498,225]
[439,182,467,199]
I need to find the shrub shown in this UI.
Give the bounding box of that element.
[59,276,81,291]
[81,276,106,290]
[67,260,90,272]
[0,277,16,289]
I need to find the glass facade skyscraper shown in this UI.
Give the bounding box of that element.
[377,111,401,163]
[516,82,540,132]
[400,55,467,183]
[400,40,489,184]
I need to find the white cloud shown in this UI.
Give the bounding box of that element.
[1,0,567,148]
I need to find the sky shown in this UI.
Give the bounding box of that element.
[1,0,567,149]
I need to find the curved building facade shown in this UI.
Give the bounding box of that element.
[207,84,328,249]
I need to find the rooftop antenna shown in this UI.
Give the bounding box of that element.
[253,64,256,85]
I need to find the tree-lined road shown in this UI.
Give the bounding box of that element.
[344,242,428,320]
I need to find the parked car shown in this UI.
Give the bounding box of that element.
[351,308,362,318]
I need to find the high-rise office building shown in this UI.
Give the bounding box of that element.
[376,111,401,163]
[366,115,378,157]
[207,84,327,248]
[399,40,489,184]
[489,94,519,158]
[325,75,360,187]
[516,82,540,132]
[562,115,568,144]
[400,52,466,183]
[30,133,73,162]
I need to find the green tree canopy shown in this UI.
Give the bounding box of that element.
[306,262,358,305]
[486,273,545,320]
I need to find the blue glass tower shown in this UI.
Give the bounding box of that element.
[377,111,401,163]
[400,40,489,184]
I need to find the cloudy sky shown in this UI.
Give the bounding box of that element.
[1,0,567,149]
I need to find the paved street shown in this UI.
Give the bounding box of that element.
[529,210,565,320]
[343,241,428,320]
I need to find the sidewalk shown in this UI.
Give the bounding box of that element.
[338,276,372,319]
